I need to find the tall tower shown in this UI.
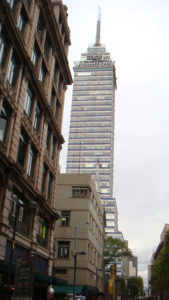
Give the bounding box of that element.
[66,9,118,234]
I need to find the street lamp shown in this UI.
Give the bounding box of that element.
[73,221,89,300]
[6,200,37,300]
[95,268,104,298]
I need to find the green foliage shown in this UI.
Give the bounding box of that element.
[104,236,132,267]
[116,277,127,297]
[127,276,145,299]
[151,230,169,296]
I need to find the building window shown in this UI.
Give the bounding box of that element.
[39,63,46,84]
[17,129,28,166]
[25,0,31,7]
[32,43,40,67]
[47,172,53,200]
[61,211,70,227]
[37,12,45,41]
[58,73,63,95]
[17,7,27,34]
[54,268,67,275]
[24,86,33,117]
[37,216,48,248]
[53,61,59,84]
[51,136,56,160]
[55,99,59,120]
[9,189,31,237]
[41,164,47,193]
[5,240,28,264]
[33,102,41,132]
[7,0,16,10]
[8,52,19,87]
[72,186,89,198]
[58,242,69,258]
[27,145,37,178]
[50,88,55,109]
[46,125,51,150]
[0,26,10,68]
[35,255,48,273]
[0,100,11,143]
[44,34,51,60]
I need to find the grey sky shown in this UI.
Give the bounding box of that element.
[60,0,169,285]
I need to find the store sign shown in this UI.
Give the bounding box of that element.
[14,255,35,300]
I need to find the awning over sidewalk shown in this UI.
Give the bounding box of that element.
[35,273,67,285]
[53,285,84,295]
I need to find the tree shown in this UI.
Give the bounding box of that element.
[127,276,145,299]
[151,230,169,298]
[116,277,127,299]
[104,236,132,267]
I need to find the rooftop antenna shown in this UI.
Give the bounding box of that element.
[95,7,101,46]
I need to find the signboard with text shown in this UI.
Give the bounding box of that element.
[14,255,35,300]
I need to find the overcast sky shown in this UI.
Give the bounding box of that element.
[60,0,169,286]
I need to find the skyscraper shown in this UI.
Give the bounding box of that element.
[66,10,118,234]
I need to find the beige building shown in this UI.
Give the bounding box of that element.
[54,174,105,296]
[0,0,72,299]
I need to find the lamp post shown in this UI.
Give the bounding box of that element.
[6,200,37,300]
[73,221,89,300]
[95,268,104,299]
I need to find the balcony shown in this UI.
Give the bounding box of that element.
[36,234,48,249]
[8,215,30,238]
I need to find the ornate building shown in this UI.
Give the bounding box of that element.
[0,0,72,298]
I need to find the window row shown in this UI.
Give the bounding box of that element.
[67,157,111,163]
[70,117,112,122]
[89,214,103,245]
[68,145,111,151]
[57,241,102,267]
[0,95,58,163]
[67,163,110,169]
[0,13,64,101]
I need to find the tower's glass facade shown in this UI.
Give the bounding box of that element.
[66,16,118,234]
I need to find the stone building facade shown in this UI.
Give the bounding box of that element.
[0,0,72,298]
[54,174,105,296]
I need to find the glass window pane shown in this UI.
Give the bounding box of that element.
[33,102,41,131]
[0,27,10,67]
[24,86,33,117]
[8,52,19,87]
[27,145,37,178]
[0,100,11,143]
[17,130,28,166]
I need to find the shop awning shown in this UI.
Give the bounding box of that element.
[53,285,84,295]
[34,273,67,285]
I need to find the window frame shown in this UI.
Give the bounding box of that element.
[27,145,37,178]
[8,51,19,87]
[58,241,69,259]
[61,211,70,227]
[24,86,33,118]
[0,100,11,143]
[17,129,28,166]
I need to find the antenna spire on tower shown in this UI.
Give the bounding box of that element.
[95,7,101,46]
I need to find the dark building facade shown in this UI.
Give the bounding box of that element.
[0,0,72,298]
